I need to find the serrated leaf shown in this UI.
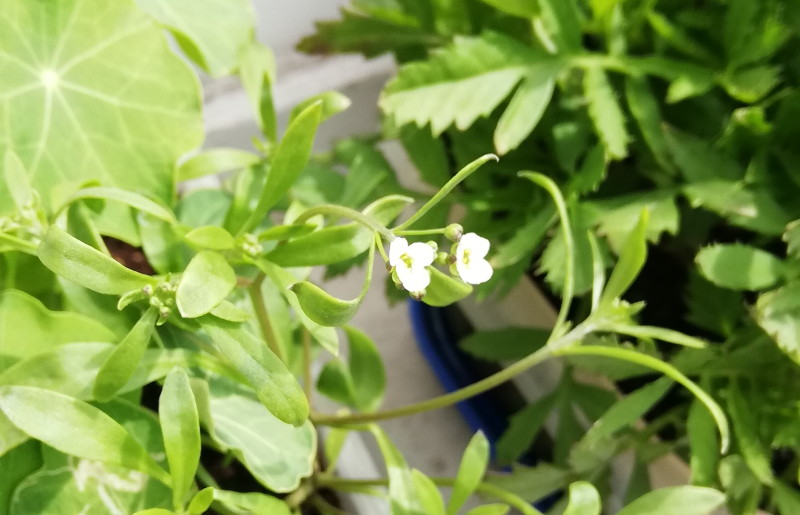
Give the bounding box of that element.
[381,33,539,135]
[0,0,202,205]
[460,327,549,362]
[566,144,606,195]
[684,180,791,235]
[588,190,678,254]
[584,67,629,160]
[625,77,673,172]
[721,65,781,103]
[754,281,800,366]
[538,0,583,53]
[696,244,784,291]
[176,251,236,318]
[616,486,725,515]
[496,394,557,466]
[665,129,743,183]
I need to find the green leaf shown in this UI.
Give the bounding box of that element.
[538,0,583,52]
[0,0,202,205]
[755,282,800,365]
[562,481,601,515]
[135,0,254,77]
[600,209,648,305]
[399,124,451,188]
[183,226,236,251]
[784,219,800,258]
[0,440,41,515]
[209,300,250,323]
[212,489,291,515]
[346,327,386,412]
[477,0,537,18]
[0,289,114,363]
[289,91,351,125]
[159,368,201,509]
[381,33,539,135]
[665,129,743,183]
[721,65,781,103]
[774,481,800,515]
[616,486,726,515]
[266,223,373,267]
[422,268,473,307]
[494,66,558,155]
[684,180,790,235]
[370,425,425,515]
[291,244,375,326]
[646,11,716,62]
[687,399,719,487]
[93,307,159,402]
[624,77,673,173]
[256,223,317,242]
[317,359,353,407]
[584,67,629,160]
[201,317,309,426]
[486,463,570,503]
[448,431,490,515]
[239,42,277,142]
[323,428,349,470]
[727,381,774,485]
[584,378,672,443]
[496,394,557,466]
[38,226,156,295]
[3,150,32,210]
[566,144,607,196]
[62,187,177,224]
[177,149,260,183]
[463,505,510,515]
[176,251,236,318]
[605,324,707,349]
[685,273,742,337]
[696,244,784,291]
[242,101,323,233]
[588,191,678,254]
[0,386,170,484]
[412,470,446,515]
[204,375,315,493]
[460,327,550,362]
[188,488,214,515]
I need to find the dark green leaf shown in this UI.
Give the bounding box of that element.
[494,66,559,155]
[687,399,719,486]
[665,129,742,182]
[496,394,557,466]
[584,378,671,443]
[727,381,774,485]
[625,77,673,173]
[477,0,537,18]
[684,180,791,235]
[584,67,629,160]
[0,440,41,515]
[460,327,549,362]
[346,327,386,412]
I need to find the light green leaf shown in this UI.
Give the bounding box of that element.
[238,42,277,142]
[242,101,323,233]
[0,386,170,484]
[460,327,550,362]
[38,226,156,295]
[605,324,707,349]
[774,481,800,515]
[289,91,351,125]
[687,399,719,486]
[176,251,236,318]
[755,281,800,365]
[412,470,446,515]
[93,307,158,402]
[422,268,473,307]
[496,394,557,466]
[477,0,537,18]
[584,67,629,160]
[463,505,510,515]
[370,425,425,515]
[600,209,648,305]
[256,223,316,242]
[486,463,570,503]
[135,0,254,77]
[3,150,32,210]
[0,0,202,205]
[727,381,774,485]
[209,300,250,323]
[183,226,236,250]
[784,219,800,257]
[213,489,291,515]
[62,187,177,224]
[448,431,490,515]
[266,223,372,267]
[494,66,559,155]
[584,378,672,443]
[188,487,214,515]
[323,428,349,471]
[588,191,678,254]
[616,486,726,515]
[563,481,601,515]
[201,317,309,426]
[177,148,260,183]
[346,327,386,412]
[0,289,114,363]
[696,244,784,291]
[381,33,538,135]
[204,375,315,493]
[159,368,201,509]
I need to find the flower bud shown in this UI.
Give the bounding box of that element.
[444,223,463,242]
[426,240,438,252]
[435,251,449,266]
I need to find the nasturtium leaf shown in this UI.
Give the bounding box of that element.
[584,67,629,160]
[200,317,309,426]
[616,486,726,515]
[381,32,538,135]
[93,307,159,402]
[135,0,254,77]
[755,282,800,365]
[562,481,601,515]
[0,0,203,205]
[448,431,489,515]
[422,268,473,307]
[696,244,784,291]
[0,386,170,485]
[159,368,201,509]
[183,226,236,251]
[38,226,156,295]
[176,251,236,318]
[0,289,114,363]
[203,375,315,493]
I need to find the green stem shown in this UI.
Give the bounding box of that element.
[311,322,593,426]
[292,204,394,240]
[0,233,38,254]
[310,496,350,515]
[394,228,447,236]
[302,328,313,401]
[394,154,498,231]
[249,273,285,362]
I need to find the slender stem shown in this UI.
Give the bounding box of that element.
[0,233,38,254]
[374,232,389,263]
[292,204,395,240]
[195,463,220,489]
[311,322,593,426]
[249,273,285,362]
[303,328,313,401]
[394,228,447,236]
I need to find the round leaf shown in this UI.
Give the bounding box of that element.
[176,251,236,318]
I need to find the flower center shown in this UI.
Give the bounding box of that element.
[400,253,413,268]
[462,249,471,265]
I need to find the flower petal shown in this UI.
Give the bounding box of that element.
[461,233,490,259]
[407,242,436,266]
[397,265,431,292]
[389,237,408,267]
[460,258,493,285]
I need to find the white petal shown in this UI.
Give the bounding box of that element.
[397,265,431,292]
[388,237,408,267]
[460,258,493,285]
[461,232,490,259]
[407,242,436,266]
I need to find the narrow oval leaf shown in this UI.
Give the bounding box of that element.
[210,300,251,322]
[188,487,214,515]
[93,307,159,402]
[496,394,558,466]
[184,226,236,250]
[0,385,170,485]
[696,244,784,291]
[346,326,386,412]
[448,431,490,515]
[412,470,446,515]
[200,317,309,426]
[688,399,719,486]
[727,381,774,485]
[584,67,629,160]
[289,91,350,124]
[160,368,201,509]
[600,209,649,305]
[563,481,601,515]
[3,150,32,209]
[616,486,726,515]
[584,378,672,443]
[423,268,473,307]
[64,187,177,224]
[370,425,425,515]
[494,69,557,155]
[177,148,260,182]
[38,226,156,295]
[256,223,317,241]
[266,223,372,267]
[177,251,236,318]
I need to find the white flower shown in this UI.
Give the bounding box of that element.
[389,237,435,293]
[455,232,493,285]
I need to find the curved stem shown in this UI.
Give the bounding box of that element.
[292,204,394,240]
[311,322,593,426]
[249,273,285,362]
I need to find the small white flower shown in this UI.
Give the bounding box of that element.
[389,237,435,293]
[455,232,493,285]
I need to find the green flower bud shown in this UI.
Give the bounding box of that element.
[444,223,463,242]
